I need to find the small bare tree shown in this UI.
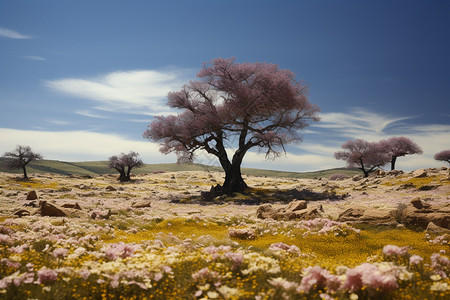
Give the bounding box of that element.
[2,145,43,179]
[108,151,143,182]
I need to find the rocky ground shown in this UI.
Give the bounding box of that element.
[0,167,449,232]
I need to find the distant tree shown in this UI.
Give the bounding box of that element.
[108,151,143,182]
[334,139,390,177]
[144,57,320,195]
[379,136,423,170]
[1,145,43,179]
[434,149,450,166]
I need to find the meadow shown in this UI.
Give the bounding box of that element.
[0,167,448,299]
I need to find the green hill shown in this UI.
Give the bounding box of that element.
[0,158,359,179]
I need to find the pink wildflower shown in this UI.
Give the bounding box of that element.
[409,255,423,265]
[0,233,11,244]
[269,242,301,254]
[297,266,341,293]
[78,269,91,280]
[9,243,29,254]
[225,252,244,269]
[192,267,220,281]
[37,268,58,284]
[382,245,409,257]
[103,242,140,260]
[342,263,400,292]
[53,247,69,258]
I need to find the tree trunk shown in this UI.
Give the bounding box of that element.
[221,164,248,195]
[391,156,397,171]
[22,165,28,179]
[126,166,132,181]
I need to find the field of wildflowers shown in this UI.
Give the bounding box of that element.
[0,170,449,299]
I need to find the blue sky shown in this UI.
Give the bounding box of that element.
[1,0,449,172]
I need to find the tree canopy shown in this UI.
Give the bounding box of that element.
[379,136,423,170]
[434,149,450,165]
[334,139,390,177]
[144,58,320,195]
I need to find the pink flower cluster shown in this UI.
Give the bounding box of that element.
[202,245,244,270]
[103,242,141,260]
[431,253,450,279]
[342,263,400,292]
[297,218,360,236]
[191,267,221,282]
[298,266,341,293]
[0,271,34,288]
[269,242,301,255]
[383,245,409,257]
[37,268,58,284]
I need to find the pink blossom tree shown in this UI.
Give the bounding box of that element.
[108,151,143,182]
[144,58,320,195]
[1,145,43,179]
[379,136,423,170]
[334,139,390,177]
[434,149,450,166]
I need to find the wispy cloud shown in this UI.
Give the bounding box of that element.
[0,27,32,39]
[22,55,45,61]
[75,110,109,119]
[0,128,175,163]
[313,108,416,139]
[46,69,193,115]
[47,120,71,125]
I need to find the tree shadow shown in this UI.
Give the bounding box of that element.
[171,187,347,206]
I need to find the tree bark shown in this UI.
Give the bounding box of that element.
[22,165,28,179]
[390,156,397,171]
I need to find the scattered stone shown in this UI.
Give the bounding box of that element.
[352,175,363,181]
[6,191,19,197]
[131,200,152,208]
[105,185,117,191]
[14,209,30,217]
[256,200,323,221]
[23,201,37,208]
[61,202,82,210]
[387,170,403,176]
[26,190,38,200]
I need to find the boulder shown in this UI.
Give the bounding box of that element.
[105,185,117,191]
[337,206,397,226]
[26,190,38,200]
[34,201,67,217]
[286,200,307,211]
[426,222,450,234]
[412,169,427,178]
[131,200,152,208]
[402,202,450,230]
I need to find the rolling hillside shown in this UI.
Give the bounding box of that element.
[0,158,360,179]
